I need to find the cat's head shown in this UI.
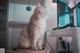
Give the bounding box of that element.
[34,3,48,20]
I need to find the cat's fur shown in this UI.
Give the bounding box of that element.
[19,3,48,50]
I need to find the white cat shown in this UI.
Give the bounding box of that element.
[19,3,48,50]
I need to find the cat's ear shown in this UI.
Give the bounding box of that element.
[36,2,42,8]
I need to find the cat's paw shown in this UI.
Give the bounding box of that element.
[38,47,43,50]
[32,46,38,50]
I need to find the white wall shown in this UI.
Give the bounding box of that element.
[46,3,57,30]
[77,28,80,53]
[8,1,57,29]
[8,3,36,23]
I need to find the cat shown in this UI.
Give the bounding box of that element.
[18,3,48,50]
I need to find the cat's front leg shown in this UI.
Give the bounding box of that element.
[38,37,44,50]
[32,40,38,50]
[31,35,39,50]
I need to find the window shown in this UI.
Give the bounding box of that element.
[57,0,74,28]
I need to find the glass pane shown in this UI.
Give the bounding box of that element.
[76,6,80,27]
[59,14,70,27]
